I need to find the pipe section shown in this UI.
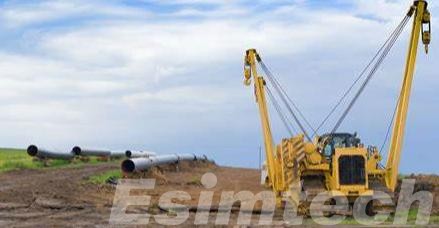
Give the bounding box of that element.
[110,150,126,158]
[121,153,206,173]
[72,146,111,157]
[125,150,157,158]
[27,145,74,160]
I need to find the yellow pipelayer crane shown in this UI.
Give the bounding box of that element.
[244,0,431,214]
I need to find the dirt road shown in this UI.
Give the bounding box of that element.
[0,163,120,226]
[0,162,438,227]
[0,162,266,227]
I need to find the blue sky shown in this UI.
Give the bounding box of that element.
[0,0,438,173]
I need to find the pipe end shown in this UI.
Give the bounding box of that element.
[27,145,38,156]
[72,146,81,156]
[125,150,132,158]
[121,159,135,173]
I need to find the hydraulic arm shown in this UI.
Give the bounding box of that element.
[243,0,431,213]
[244,49,281,198]
[385,0,431,191]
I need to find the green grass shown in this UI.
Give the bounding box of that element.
[396,208,439,225]
[0,148,42,172]
[430,215,439,224]
[338,208,439,225]
[0,147,123,185]
[0,148,120,173]
[88,169,122,184]
[186,175,202,186]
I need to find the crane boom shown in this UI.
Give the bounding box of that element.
[244,49,280,197]
[243,0,431,214]
[385,0,431,191]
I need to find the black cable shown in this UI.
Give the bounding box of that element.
[266,86,297,136]
[313,15,411,136]
[331,15,410,133]
[258,61,313,141]
[259,61,317,136]
[379,95,400,154]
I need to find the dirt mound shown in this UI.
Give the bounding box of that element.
[1,162,437,226]
[397,174,439,215]
[0,160,263,226]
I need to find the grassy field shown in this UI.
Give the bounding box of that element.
[88,169,121,184]
[0,148,42,172]
[339,208,439,225]
[0,148,115,173]
[0,147,121,184]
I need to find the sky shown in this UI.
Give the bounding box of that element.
[0,0,438,173]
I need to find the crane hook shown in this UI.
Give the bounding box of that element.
[244,66,251,85]
[244,52,252,86]
[422,9,431,54]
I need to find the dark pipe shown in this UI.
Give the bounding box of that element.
[121,159,135,173]
[72,146,81,156]
[27,145,38,156]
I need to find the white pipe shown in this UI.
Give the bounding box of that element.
[72,146,111,157]
[110,150,126,158]
[177,153,196,161]
[121,153,206,173]
[27,145,74,160]
[125,150,157,158]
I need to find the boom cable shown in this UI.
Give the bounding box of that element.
[258,60,315,141]
[311,14,412,136]
[380,95,400,154]
[266,86,297,136]
[331,14,411,133]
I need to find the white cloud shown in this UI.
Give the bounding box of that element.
[0,0,437,172]
[0,53,130,100]
[0,0,150,27]
[146,0,231,5]
[122,85,230,108]
[354,0,410,21]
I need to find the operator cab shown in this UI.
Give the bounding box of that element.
[319,133,361,158]
[319,133,367,186]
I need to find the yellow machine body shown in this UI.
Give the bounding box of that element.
[244,0,431,209]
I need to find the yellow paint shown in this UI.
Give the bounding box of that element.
[243,1,430,206]
[385,0,430,191]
